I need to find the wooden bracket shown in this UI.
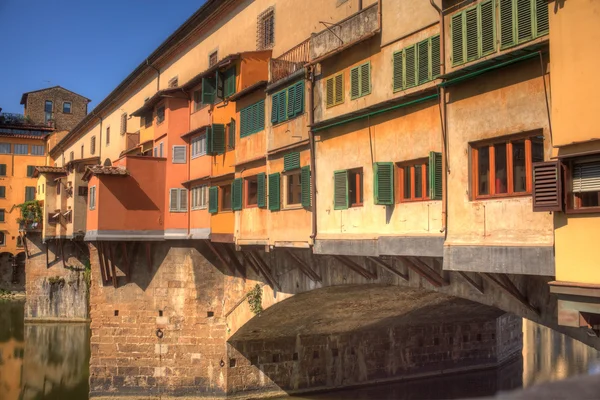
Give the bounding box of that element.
[221,243,246,279]
[45,241,50,269]
[107,242,117,288]
[121,242,131,283]
[97,242,108,284]
[22,234,30,259]
[251,251,281,291]
[397,256,445,287]
[457,271,484,294]
[205,240,236,275]
[241,251,261,276]
[482,273,540,316]
[333,255,377,280]
[367,256,408,281]
[286,249,322,283]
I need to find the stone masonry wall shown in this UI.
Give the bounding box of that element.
[24,233,89,320]
[0,252,26,293]
[24,87,88,131]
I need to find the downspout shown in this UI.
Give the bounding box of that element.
[97,115,103,164]
[430,0,448,236]
[358,0,363,10]
[147,59,161,91]
[308,67,317,244]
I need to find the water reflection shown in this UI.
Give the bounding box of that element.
[0,300,89,400]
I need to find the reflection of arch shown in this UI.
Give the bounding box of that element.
[103,158,112,167]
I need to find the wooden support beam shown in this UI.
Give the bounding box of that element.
[457,271,484,295]
[333,255,377,280]
[145,242,152,273]
[45,241,50,268]
[367,256,408,281]
[396,256,442,287]
[107,242,117,288]
[250,251,281,291]
[286,250,322,283]
[22,234,30,259]
[121,242,131,283]
[205,240,236,275]
[59,238,68,267]
[98,242,109,284]
[482,273,540,316]
[241,251,261,276]
[409,256,448,285]
[221,244,246,279]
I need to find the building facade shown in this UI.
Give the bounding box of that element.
[20,86,90,131]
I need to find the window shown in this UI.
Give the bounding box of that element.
[271,81,304,125]
[257,7,275,50]
[0,143,10,154]
[31,145,44,155]
[63,102,72,114]
[0,209,4,222]
[398,161,429,202]
[245,176,259,207]
[209,186,219,214]
[78,186,88,196]
[201,76,217,105]
[14,144,28,155]
[81,145,84,158]
[44,100,53,123]
[350,62,371,100]
[223,66,236,98]
[209,51,218,67]
[25,187,35,201]
[169,188,188,212]
[240,100,265,137]
[70,151,74,161]
[172,146,186,164]
[0,186,5,198]
[207,124,226,155]
[106,126,111,145]
[154,147,158,157]
[142,110,153,128]
[26,165,35,177]
[168,76,179,88]
[325,73,344,108]
[349,168,364,207]
[89,186,96,210]
[193,90,203,112]
[228,119,236,150]
[286,171,302,206]
[91,136,96,155]
[221,184,232,211]
[0,164,6,176]
[159,142,164,158]
[393,35,441,91]
[157,106,165,124]
[333,168,363,209]
[191,185,208,210]
[471,135,544,199]
[566,158,600,212]
[451,0,495,66]
[0,232,4,246]
[268,173,280,211]
[499,0,549,50]
[57,183,61,195]
[17,236,23,248]
[120,113,127,135]
[191,134,207,158]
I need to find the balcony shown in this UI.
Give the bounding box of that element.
[309,3,379,62]
[18,200,43,233]
[0,112,33,126]
[270,39,310,83]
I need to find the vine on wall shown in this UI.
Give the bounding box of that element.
[247,284,263,315]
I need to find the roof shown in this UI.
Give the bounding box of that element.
[33,166,67,178]
[228,80,267,102]
[131,87,186,117]
[65,156,100,169]
[181,125,210,140]
[0,131,49,140]
[82,166,129,181]
[20,86,91,105]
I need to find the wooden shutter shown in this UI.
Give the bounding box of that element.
[0,186,5,198]
[499,0,515,48]
[405,45,416,88]
[327,75,343,107]
[287,85,296,117]
[179,189,188,211]
[209,186,219,214]
[0,164,6,176]
[334,74,343,105]
[232,178,243,211]
[283,152,300,171]
[271,92,279,124]
[240,107,248,137]
[216,71,224,100]
[480,0,495,56]
[172,146,186,163]
[0,210,4,222]
[431,35,441,78]
[326,77,334,107]
[333,170,348,210]
[224,66,236,97]
[301,166,311,208]
[517,0,533,43]
[278,91,286,122]
[393,50,403,91]
[532,161,563,212]
[451,12,464,65]
[228,119,236,150]
[202,76,216,104]
[535,0,549,36]
[418,40,430,84]
[25,187,35,201]
[429,151,443,200]
[206,126,213,154]
[359,63,370,96]
[257,100,265,131]
[465,7,479,61]
[268,173,280,211]
[169,189,179,211]
[27,165,35,177]
[374,162,394,205]
[350,66,360,99]
[257,172,266,208]
[212,124,226,154]
[294,81,304,115]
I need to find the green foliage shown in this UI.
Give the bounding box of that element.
[247,284,263,315]
[16,200,43,225]
[47,276,65,286]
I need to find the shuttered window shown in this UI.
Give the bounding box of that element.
[121,113,128,135]
[228,119,236,150]
[0,143,10,154]
[532,160,562,212]
[89,186,96,210]
[90,136,96,155]
[271,81,304,124]
[0,164,6,176]
[169,188,188,212]
[191,185,208,210]
[191,134,207,158]
[25,187,36,201]
[0,186,5,198]
[374,162,395,205]
[27,165,35,177]
[257,173,266,208]
[268,173,280,211]
[397,154,442,202]
[0,209,5,222]
[499,0,549,49]
[209,124,226,155]
[451,0,496,66]
[172,146,186,164]
[240,100,265,137]
[325,73,344,108]
[301,166,311,208]
[202,76,216,105]
[350,62,371,100]
[223,66,236,98]
[333,170,348,210]
[232,178,243,211]
[209,186,219,214]
[393,35,441,92]
[283,152,300,171]
[569,159,600,211]
[429,152,443,200]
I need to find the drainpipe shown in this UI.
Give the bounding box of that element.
[147,59,161,91]
[308,67,317,245]
[358,0,363,10]
[429,0,448,236]
[97,115,103,164]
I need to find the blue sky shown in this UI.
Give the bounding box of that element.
[0,0,205,113]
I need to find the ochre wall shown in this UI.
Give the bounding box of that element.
[236,162,268,243]
[555,214,600,285]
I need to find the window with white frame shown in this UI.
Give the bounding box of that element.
[169,188,188,212]
[191,134,207,158]
[191,185,208,210]
[89,186,96,210]
[31,145,45,156]
[172,146,186,164]
[159,142,164,158]
[0,143,10,154]
[14,144,28,155]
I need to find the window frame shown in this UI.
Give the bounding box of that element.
[31,145,45,156]
[397,159,430,203]
[89,186,96,210]
[191,134,207,159]
[220,184,232,212]
[325,72,344,108]
[564,157,600,214]
[191,185,208,210]
[257,7,275,50]
[284,170,303,208]
[450,0,496,67]
[106,126,110,145]
[63,102,72,114]
[209,50,218,67]
[24,186,36,201]
[14,144,28,155]
[169,188,188,212]
[172,145,187,164]
[271,81,304,125]
[0,143,10,154]
[245,176,259,208]
[156,105,166,125]
[350,61,371,100]
[348,167,364,207]
[240,99,265,137]
[91,136,96,155]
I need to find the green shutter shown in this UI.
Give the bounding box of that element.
[350,67,360,99]
[351,63,370,99]
[517,0,533,43]
[404,46,416,88]
[287,85,296,117]
[257,172,266,208]
[333,170,348,210]
[277,91,286,122]
[535,0,549,36]
[240,107,248,137]
[431,35,441,78]
[451,12,465,65]
[393,50,403,91]
[228,119,236,150]
[271,92,279,124]
[294,81,304,115]
[500,0,516,49]
[209,186,219,214]
[0,186,5,198]
[232,178,243,211]
[429,151,443,200]
[27,165,35,177]
[212,124,225,154]
[25,187,35,201]
[216,71,224,100]
[241,100,265,137]
[202,76,216,105]
[326,77,335,107]
[257,100,265,131]
[268,173,280,211]
[206,126,213,154]
[0,210,4,222]
[283,152,300,171]
[465,7,478,61]
[301,166,311,208]
[374,162,394,205]
[0,164,6,176]
[480,0,495,56]
[224,66,236,98]
[417,40,430,84]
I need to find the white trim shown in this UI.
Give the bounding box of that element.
[89,186,96,210]
[172,145,187,164]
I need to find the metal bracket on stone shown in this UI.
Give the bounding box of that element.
[397,256,446,287]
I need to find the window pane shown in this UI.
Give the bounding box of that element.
[349,171,357,205]
[44,101,52,113]
[494,143,507,194]
[403,166,411,199]
[287,172,302,205]
[222,185,232,210]
[577,192,600,208]
[247,178,258,206]
[477,147,490,196]
[512,140,526,193]
[532,138,544,163]
[414,164,423,198]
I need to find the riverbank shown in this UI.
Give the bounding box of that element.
[0,290,25,299]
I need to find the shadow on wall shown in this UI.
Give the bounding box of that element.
[103,176,161,211]
[0,251,26,292]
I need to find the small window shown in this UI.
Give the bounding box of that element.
[78,186,88,196]
[44,100,53,124]
[191,134,207,158]
[348,168,364,207]
[106,126,110,145]
[257,7,275,50]
[89,186,96,210]
[193,90,204,112]
[325,73,344,108]
[159,142,164,158]
[172,146,186,164]
[154,147,158,157]
[245,176,259,207]
[0,232,5,246]
[31,145,45,156]
[209,51,218,67]
[157,106,165,124]
[0,164,6,176]
[17,236,23,248]
[169,188,188,212]
[271,81,304,125]
[286,171,302,206]
[25,186,35,201]
[0,209,5,222]
[168,76,179,88]
[81,145,84,159]
[91,136,96,155]
[14,144,28,155]
[350,62,371,99]
[142,110,153,128]
[240,100,265,137]
[70,151,74,161]
[26,165,35,178]
[0,143,11,154]
[63,102,72,114]
[221,184,232,211]
[0,186,5,198]
[568,158,600,212]
[191,185,208,210]
[120,113,127,135]
[398,160,429,202]
[471,134,544,199]
[57,183,61,195]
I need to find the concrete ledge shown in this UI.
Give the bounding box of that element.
[378,236,444,257]
[165,229,188,240]
[24,317,90,323]
[314,239,378,256]
[84,230,165,241]
[189,228,210,239]
[443,245,555,276]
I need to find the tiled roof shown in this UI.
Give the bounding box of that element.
[227,80,267,102]
[82,166,129,181]
[33,166,67,178]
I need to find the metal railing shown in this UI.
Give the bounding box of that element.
[270,39,310,83]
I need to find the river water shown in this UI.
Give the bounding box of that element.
[1,300,600,400]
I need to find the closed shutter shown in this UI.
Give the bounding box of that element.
[451,12,464,65]
[89,186,96,210]
[232,178,243,211]
[283,152,300,171]
[532,161,563,212]
[393,50,403,91]
[405,45,416,88]
[179,189,188,211]
[374,162,394,205]
[480,0,495,55]
[431,35,441,78]
[429,151,443,200]
[228,119,236,150]
[517,0,533,42]
[257,172,266,208]
[172,146,186,163]
[27,165,35,177]
[418,40,430,84]
[224,66,236,97]
[301,166,311,208]
[277,91,286,122]
[350,67,360,99]
[465,7,479,61]
[535,0,549,36]
[500,0,516,48]
[326,74,344,107]
[212,124,226,154]
[294,81,304,115]
[326,77,334,107]
[25,187,35,201]
[169,189,179,211]
[268,173,280,211]
[257,100,265,131]
[0,210,4,222]
[0,186,5,198]
[271,92,279,124]
[359,63,370,96]
[333,170,348,210]
[202,76,216,105]
[287,85,296,117]
[206,126,213,154]
[241,107,249,137]
[209,186,219,214]
[334,73,343,105]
